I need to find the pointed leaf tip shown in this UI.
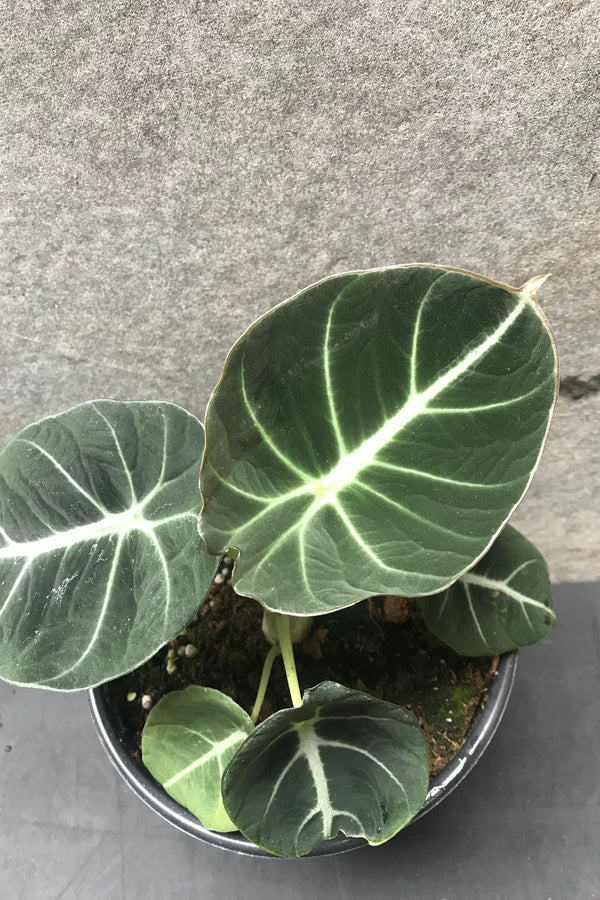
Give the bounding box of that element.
[520,274,550,300]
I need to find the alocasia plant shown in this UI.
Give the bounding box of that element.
[0,265,558,857]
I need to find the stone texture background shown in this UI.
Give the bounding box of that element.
[1,1,599,581]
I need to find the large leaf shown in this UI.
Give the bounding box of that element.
[142,686,254,832]
[222,681,429,857]
[420,525,555,655]
[0,401,217,690]
[200,266,558,615]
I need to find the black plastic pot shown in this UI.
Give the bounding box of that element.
[89,650,517,858]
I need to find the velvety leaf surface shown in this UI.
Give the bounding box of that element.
[0,401,217,690]
[142,686,254,832]
[420,525,555,655]
[200,266,558,616]
[222,681,429,857]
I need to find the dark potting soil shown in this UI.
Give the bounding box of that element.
[108,562,498,778]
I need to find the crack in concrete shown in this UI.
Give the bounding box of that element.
[559,374,600,400]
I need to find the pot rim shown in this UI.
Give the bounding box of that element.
[89,650,517,858]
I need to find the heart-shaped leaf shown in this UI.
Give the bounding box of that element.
[0,401,217,690]
[420,525,555,655]
[142,686,254,832]
[222,681,429,857]
[200,266,558,616]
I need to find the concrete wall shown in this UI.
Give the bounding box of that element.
[2,1,599,581]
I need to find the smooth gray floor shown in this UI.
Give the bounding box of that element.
[1,582,598,900]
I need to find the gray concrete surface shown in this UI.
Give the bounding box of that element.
[1,582,599,899]
[2,2,599,580]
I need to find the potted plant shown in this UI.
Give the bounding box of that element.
[0,265,558,858]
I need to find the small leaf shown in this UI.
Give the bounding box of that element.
[0,401,218,689]
[420,525,555,655]
[200,266,558,616]
[142,686,254,832]
[222,681,429,857]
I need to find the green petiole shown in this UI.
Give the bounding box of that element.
[274,614,303,708]
[251,642,281,724]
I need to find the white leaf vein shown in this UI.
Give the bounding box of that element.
[17,439,108,515]
[161,730,248,788]
[92,403,137,505]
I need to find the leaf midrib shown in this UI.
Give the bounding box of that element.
[296,723,334,833]
[461,571,555,617]
[228,296,529,554]
[0,508,196,561]
[161,729,250,788]
[318,296,526,497]
[263,712,416,844]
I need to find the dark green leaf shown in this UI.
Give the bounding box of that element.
[0,401,217,689]
[142,686,254,832]
[200,266,558,616]
[222,681,429,857]
[420,525,555,655]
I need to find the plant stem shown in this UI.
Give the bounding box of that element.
[251,642,281,724]
[275,614,303,708]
